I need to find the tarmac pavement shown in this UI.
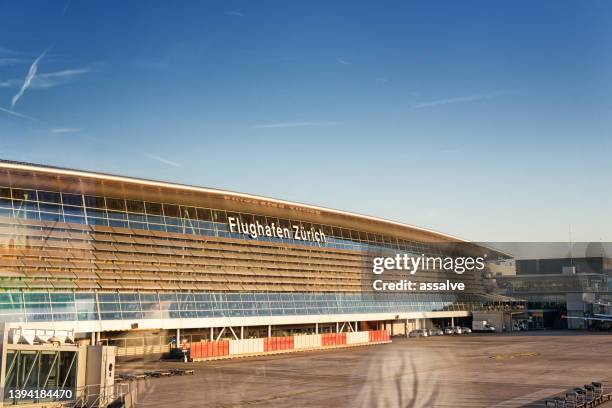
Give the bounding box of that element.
[116,331,612,407]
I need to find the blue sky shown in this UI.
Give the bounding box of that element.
[1,1,611,242]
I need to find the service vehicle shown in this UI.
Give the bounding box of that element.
[472,320,496,332]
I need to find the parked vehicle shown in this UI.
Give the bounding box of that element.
[452,326,463,335]
[409,329,428,338]
[443,327,454,335]
[461,327,472,334]
[472,320,496,333]
[429,328,444,336]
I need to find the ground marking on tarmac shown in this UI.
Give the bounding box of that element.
[489,352,538,360]
[492,388,565,408]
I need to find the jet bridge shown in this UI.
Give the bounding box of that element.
[0,323,116,407]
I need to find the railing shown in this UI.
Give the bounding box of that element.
[544,382,611,408]
[66,380,147,408]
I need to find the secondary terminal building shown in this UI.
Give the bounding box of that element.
[0,160,520,356]
[497,255,612,330]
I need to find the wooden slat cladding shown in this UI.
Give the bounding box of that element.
[0,216,366,292]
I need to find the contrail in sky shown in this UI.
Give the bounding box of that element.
[0,106,42,123]
[11,47,51,108]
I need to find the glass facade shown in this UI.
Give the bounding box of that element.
[497,274,612,294]
[497,273,612,311]
[0,175,511,326]
[0,291,500,323]
[0,186,439,254]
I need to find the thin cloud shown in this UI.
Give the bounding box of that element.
[375,77,389,83]
[411,91,512,109]
[337,59,350,65]
[1,107,83,139]
[0,47,48,66]
[62,0,72,16]
[144,153,184,168]
[0,57,29,67]
[227,11,245,17]
[0,106,42,123]
[1,108,82,135]
[0,79,20,88]
[252,121,338,129]
[52,128,83,133]
[0,67,90,89]
[32,68,91,88]
[40,68,90,78]
[12,47,50,108]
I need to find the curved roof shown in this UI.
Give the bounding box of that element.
[0,159,508,256]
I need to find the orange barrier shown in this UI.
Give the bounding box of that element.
[368,330,390,342]
[264,336,295,352]
[263,337,270,352]
[190,340,230,359]
[321,332,347,346]
[192,342,201,357]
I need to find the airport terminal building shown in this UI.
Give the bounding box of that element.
[497,257,612,329]
[0,161,518,354]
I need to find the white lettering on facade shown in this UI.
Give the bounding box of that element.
[228,216,327,243]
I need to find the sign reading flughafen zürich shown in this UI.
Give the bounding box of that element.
[228,216,326,243]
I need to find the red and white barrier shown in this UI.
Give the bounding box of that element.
[190,330,390,361]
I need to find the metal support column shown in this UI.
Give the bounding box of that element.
[336,322,339,333]
[176,328,181,347]
[315,323,318,334]
[210,327,214,341]
[268,325,272,338]
[451,317,455,327]
[240,326,244,340]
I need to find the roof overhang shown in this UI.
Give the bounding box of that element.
[0,159,511,258]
